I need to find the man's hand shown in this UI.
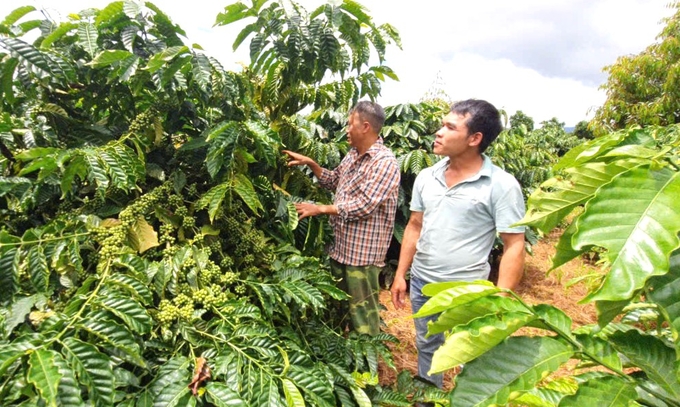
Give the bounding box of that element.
[282,150,313,167]
[294,202,323,220]
[390,275,407,309]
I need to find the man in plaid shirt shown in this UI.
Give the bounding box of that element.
[283,101,400,335]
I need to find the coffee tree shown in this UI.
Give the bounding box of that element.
[0,1,413,406]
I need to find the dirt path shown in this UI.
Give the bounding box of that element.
[378,230,599,388]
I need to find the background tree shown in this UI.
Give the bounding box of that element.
[592,2,680,134]
[509,110,535,132]
[573,120,595,140]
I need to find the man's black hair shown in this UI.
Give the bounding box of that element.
[450,99,503,153]
[351,101,386,134]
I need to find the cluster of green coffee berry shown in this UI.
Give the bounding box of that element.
[118,183,171,228]
[192,285,229,307]
[159,223,175,245]
[127,110,156,138]
[198,263,221,285]
[156,298,193,327]
[91,224,127,261]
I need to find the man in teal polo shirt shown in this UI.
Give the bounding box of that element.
[390,99,526,391]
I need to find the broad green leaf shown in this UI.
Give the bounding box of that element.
[60,155,87,197]
[192,53,212,91]
[449,336,573,407]
[574,166,680,302]
[27,244,49,293]
[0,340,35,377]
[531,304,574,339]
[14,147,59,161]
[205,121,240,178]
[195,182,230,223]
[421,280,496,297]
[148,357,191,396]
[281,378,305,407]
[136,391,153,407]
[2,6,36,26]
[78,22,98,56]
[0,56,18,103]
[52,351,84,407]
[152,380,190,407]
[574,334,622,372]
[608,330,680,399]
[116,54,140,81]
[519,160,642,234]
[28,349,63,407]
[128,217,159,254]
[6,295,37,336]
[252,378,287,407]
[0,37,67,81]
[430,311,536,373]
[287,366,335,407]
[369,389,411,406]
[348,385,372,407]
[145,45,189,73]
[594,299,629,328]
[61,337,114,406]
[89,50,135,68]
[512,387,566,407]
[287,201,299,230]
[204,382,247,407]
[97,292,152,334]
[414,281,500,318]
[0,247,20,303]
[99,149,131,190]
[232,173,263,214]
[214,3,252,27]
[427,295,527,335]
[106,272,152,305]
[84,152,110,195]
[80,312,145,367]
[552,130,629,171]
[558,376,637,407]
[94,1,124,26]
[282,280,324,311]
[648,250,680,348]
[39,22,78,48]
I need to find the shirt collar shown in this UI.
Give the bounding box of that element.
[354,137,384,158]
[433,154,493,183]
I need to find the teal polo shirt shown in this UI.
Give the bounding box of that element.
[410,155,525,283]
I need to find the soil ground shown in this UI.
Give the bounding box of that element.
[377,229,600,389]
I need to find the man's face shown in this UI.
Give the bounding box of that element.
[433,112,480,157]
[346,112,365,148]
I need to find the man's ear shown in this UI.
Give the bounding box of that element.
[468,132,483,147]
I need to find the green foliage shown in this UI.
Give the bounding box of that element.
[488,116,581,198]
[0,1,403,406]
[215,0,401,122]
[573,120,595,140]
[509,110,535,132]
[593,2,680,134]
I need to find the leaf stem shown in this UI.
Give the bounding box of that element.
[0,232,91,248]
[51,259,112,343]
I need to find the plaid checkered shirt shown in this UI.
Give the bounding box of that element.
[318,138,400,266]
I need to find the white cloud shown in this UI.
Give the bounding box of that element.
[0,0,675,126]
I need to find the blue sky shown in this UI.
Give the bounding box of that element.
[1,0,675,126]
